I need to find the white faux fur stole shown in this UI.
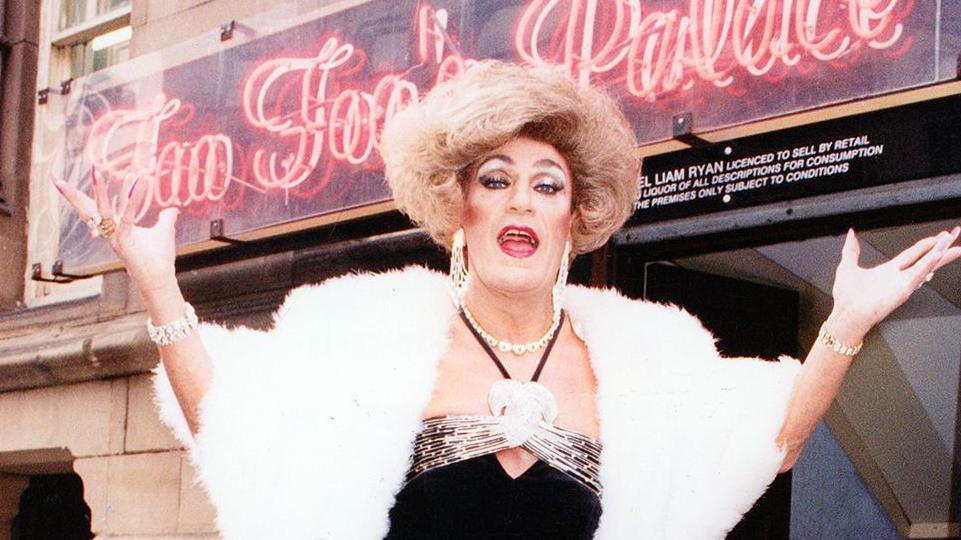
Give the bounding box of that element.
[153,265,800,539]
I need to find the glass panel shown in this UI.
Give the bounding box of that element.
[59,0,88,30]
[91,41,128,73]
[67,26,130,78]
[940,0,961,81]
[98,0,130,14]
[90,26,130,72]
[27,43,105,305]
[60,0,129,30]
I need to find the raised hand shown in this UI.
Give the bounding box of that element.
[52,168,180,293]
[55,167,212,435]
[777,225,961,472]
[830,226,961,341]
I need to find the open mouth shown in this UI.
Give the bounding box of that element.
[497,226,539,258]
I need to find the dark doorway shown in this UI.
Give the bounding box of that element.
[10,473,93,540]
[613,257,800,539]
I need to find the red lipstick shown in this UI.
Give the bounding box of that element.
[497,225,539,258]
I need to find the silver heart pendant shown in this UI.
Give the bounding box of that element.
[488,379,558,446]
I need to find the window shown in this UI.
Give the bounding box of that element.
[68,25,130,78]
[53,0,131,79]
[60,0,129,29]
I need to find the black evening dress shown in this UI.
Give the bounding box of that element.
[385,452,602,539]
[385,310,603,539]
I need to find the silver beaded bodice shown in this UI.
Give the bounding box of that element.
[405,413,603,496]
[407,309,603,496]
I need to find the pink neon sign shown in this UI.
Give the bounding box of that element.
[58,0,927,271]
[83,4,466,218]
[515,0,912,97]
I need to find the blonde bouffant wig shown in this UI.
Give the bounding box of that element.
[380,60,640,255]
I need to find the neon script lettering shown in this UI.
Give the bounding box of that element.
[86,94,236,220]
[515,0,910,97]
[83,1,912,218]
[85,5,462,215]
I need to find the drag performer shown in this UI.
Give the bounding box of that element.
[54,61,961,539]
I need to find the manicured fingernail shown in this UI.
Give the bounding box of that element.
[126,176,141,199]
[48,173,64,193]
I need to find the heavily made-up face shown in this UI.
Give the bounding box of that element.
[461,136,575,300]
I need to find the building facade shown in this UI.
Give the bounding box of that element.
[1,0,959,538]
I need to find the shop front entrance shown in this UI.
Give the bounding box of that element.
[612,259,799,538]
[610,211,961,538]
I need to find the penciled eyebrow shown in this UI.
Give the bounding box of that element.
[533,160,567,181]
[476,155,512,172]
[476,156,567,180]
[533,158,564,171]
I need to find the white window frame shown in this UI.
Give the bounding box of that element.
[52,3,131,48]
[51,1,131,82]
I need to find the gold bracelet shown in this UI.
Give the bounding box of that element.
[817,323,863,356]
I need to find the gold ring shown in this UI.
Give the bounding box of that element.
[98,217,117,239]
[87,213,103,237]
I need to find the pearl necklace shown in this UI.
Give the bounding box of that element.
[460,304,562,356]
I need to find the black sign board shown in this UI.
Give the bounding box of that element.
[631,92,961,225]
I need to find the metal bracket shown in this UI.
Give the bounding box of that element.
[37,81,72,105]
[209,219,246,244]
[53,260,89,280]
[220,20,235,41]
[672,112,711,148]
[31,261,91,283]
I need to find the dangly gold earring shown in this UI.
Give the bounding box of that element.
[552,239,572,318]
[450,228,471,305]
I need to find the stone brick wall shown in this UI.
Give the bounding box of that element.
[129,0,281,56]
[0,375,217,538]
